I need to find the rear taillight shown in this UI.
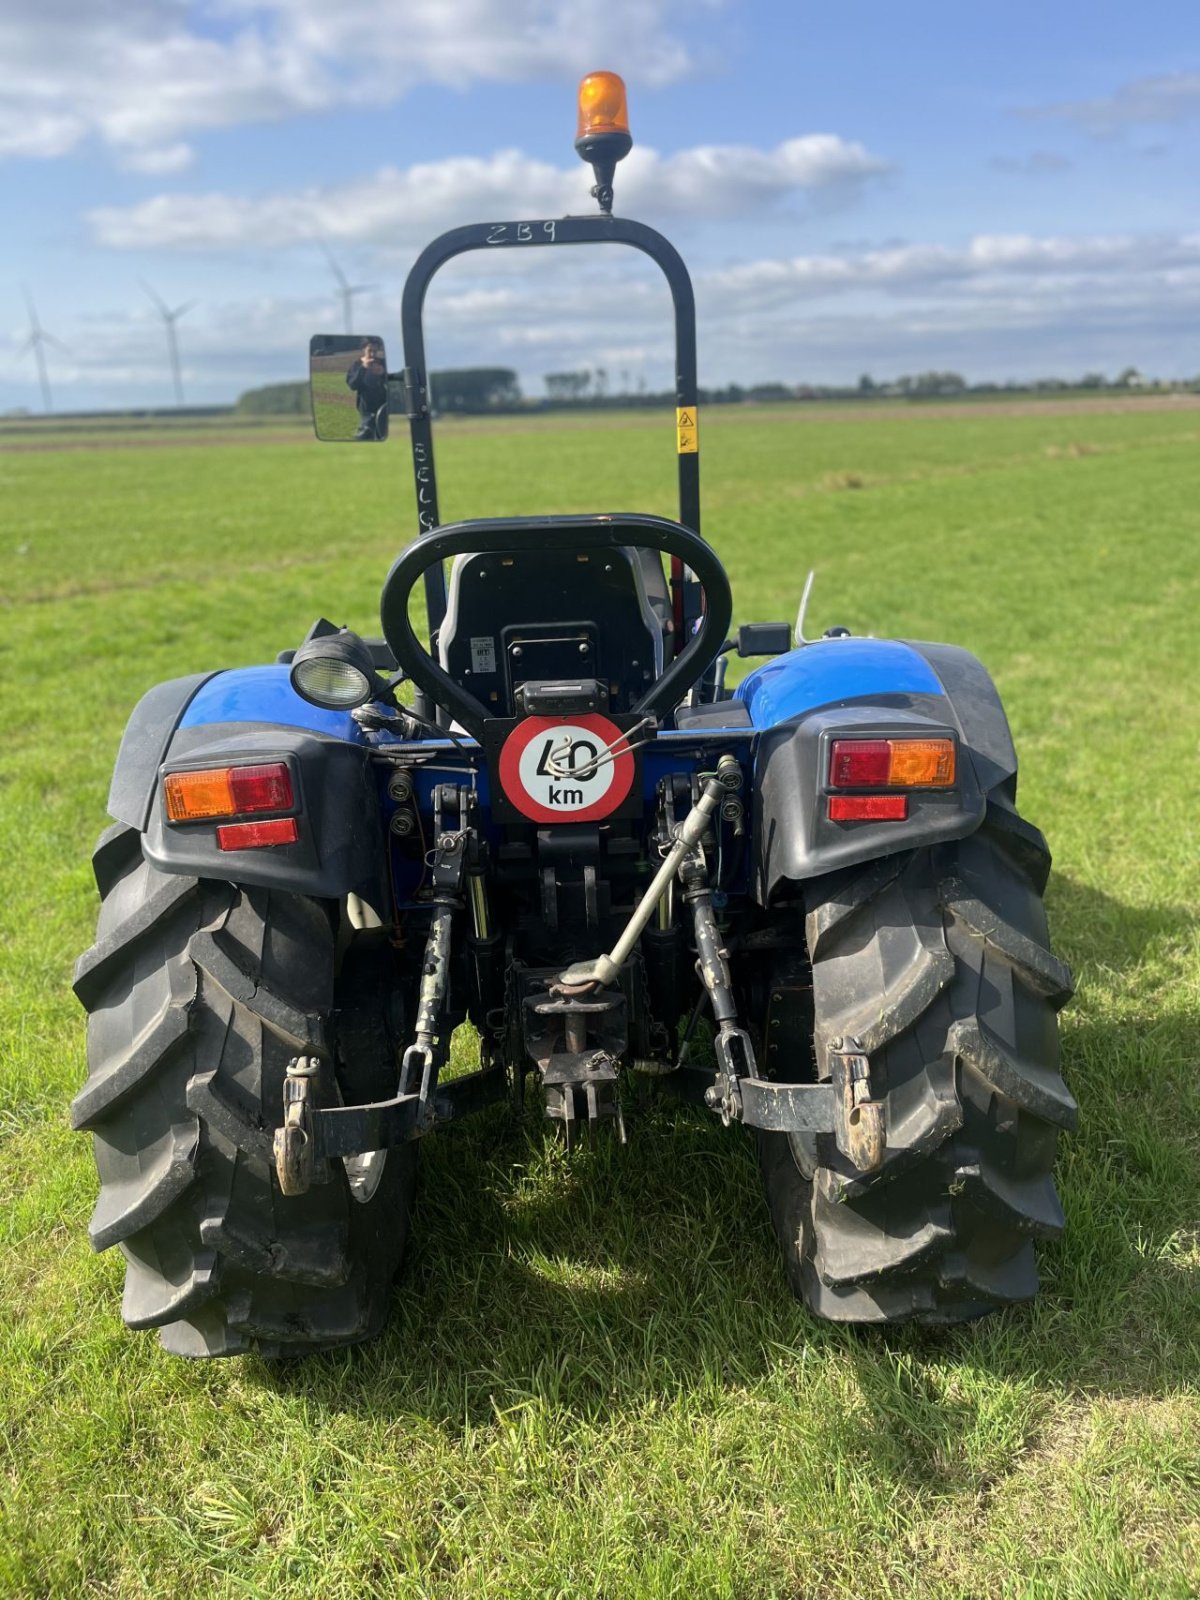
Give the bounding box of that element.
[227,763,294,813]
[164,762,294,822]
[829,737,955,789]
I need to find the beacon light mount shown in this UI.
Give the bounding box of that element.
[575,71,633,215]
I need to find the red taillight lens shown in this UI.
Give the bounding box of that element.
[164,762,293,823]
[829,738,955,789]
[829,739,891,787]
[217,817,299,851]
[228,763,293,813]
[829,795,908,822]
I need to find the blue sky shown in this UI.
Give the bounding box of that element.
[1,0,1197,411]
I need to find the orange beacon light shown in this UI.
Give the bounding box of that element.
[575,71,632,214]
[577,71,630,139]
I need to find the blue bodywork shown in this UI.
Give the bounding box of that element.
[736,638,942,727]
[181,640,947,747]
[138,630,999,900]
[181,665,367,742]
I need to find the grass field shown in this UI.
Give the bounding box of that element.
[1,400,1198,1598]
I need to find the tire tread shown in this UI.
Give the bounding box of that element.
[75,824,413,1357]
[760,800,1074,1324]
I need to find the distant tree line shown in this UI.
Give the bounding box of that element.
[429,368,521,412]
[236,367,523,416]
[539,365,1193,408]
[236,381,310,415]
[235,362,1197,418]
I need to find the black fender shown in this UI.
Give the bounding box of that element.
[747,640,1018,904]
[140,724,388,906]
[104,671,387,907]
[107,673,218,832]
[904,640,1020,795]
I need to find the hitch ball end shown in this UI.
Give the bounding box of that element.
[557,953,620,990]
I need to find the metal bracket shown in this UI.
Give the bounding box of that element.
[273,1055,320,1195]
[543,1048,626,1147]
[399,366,426,418]
[667,1064,837,1133]
[430,827,468,893]
[830,1036,886,1173]
[703,1023,752,1126]
[303,1065,509,1160]
[737,1077,837,1132]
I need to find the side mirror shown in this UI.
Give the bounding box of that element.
[309,334,391,442]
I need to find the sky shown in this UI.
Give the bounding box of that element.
[1,0,1198,412]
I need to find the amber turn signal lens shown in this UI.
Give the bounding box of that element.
[577,71,629,139]
[164,767,236,821]
[886,739,955,787]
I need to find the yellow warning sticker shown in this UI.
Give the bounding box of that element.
[675,406,699,454]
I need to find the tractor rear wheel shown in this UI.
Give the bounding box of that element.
[759,797,1076,1323]
[72,824,416,1357]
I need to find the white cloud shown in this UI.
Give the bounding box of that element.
[0,0,709,169]
[121,142,195,176]
[1022,72,1200,136]
[11,227,1200,409]
[700,233,1200,310]
[399,228,1200,384]
[86,136,888,249]
[330,227,1200,384]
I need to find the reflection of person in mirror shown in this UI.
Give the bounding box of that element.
[346,340,387,440]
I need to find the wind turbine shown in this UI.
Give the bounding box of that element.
[19,289,67,413]
[141,280,195,406]
[323,247,374,334]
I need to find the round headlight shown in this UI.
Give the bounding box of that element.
[291,654,373,709]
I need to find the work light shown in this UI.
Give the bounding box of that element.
[289,630,380,709]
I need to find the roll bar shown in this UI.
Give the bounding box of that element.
[398,215,702,642]
[379,514,731,742]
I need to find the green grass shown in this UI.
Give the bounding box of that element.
[2,402,1198,1598]
[311,367,365,440]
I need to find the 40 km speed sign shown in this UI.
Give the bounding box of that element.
[495,714,638,824]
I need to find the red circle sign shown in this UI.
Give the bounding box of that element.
[497,714,636,823]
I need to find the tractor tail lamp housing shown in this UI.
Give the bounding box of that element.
[829,737,956,790]
[164,761,294,822]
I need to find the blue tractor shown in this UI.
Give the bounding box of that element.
[74,75,1075,1356]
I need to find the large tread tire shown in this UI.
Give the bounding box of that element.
[73,824,416,1358]
[759,798,1076,1324]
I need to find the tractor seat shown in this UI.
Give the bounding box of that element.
[438,543,668,716]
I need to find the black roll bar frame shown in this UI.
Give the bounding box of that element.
[398,214,702,644]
